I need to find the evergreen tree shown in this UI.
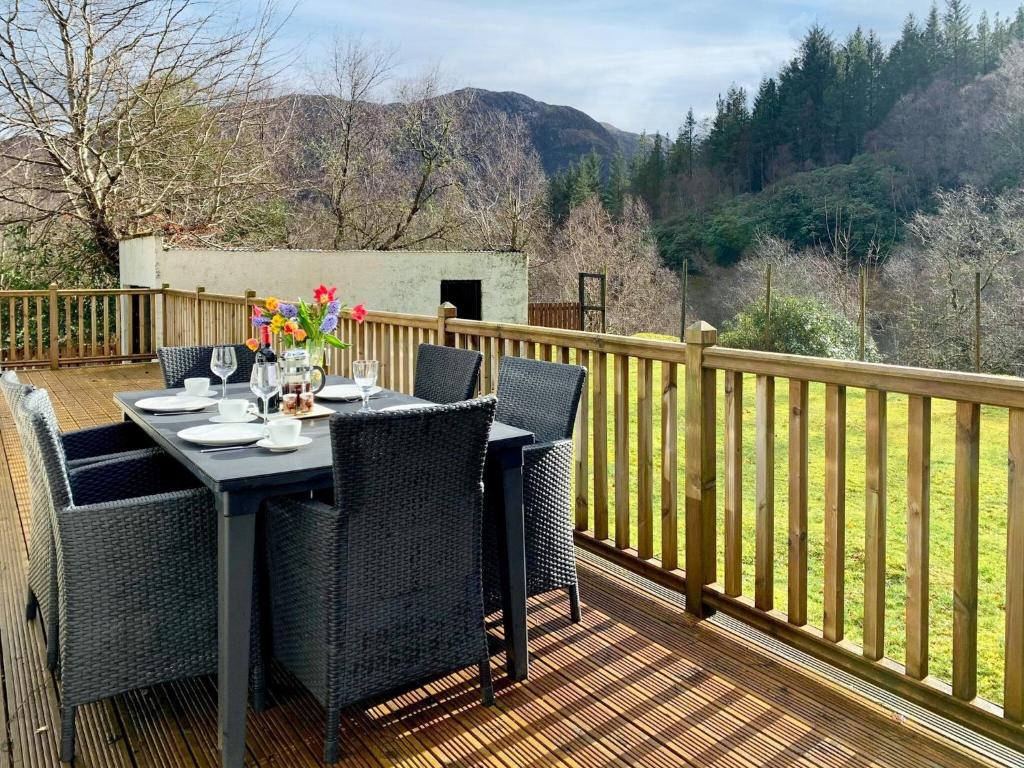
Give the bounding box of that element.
[708,85,752,191]
[887,14,930,96]
[547,167,574,225]
[631,132,667,214]
[924,2,945,73]
[943,0,976,84]
[570,151,602,207]
[750,78,781,189]
[667,108,699,178]
[976,11,996,72]
[778,25,838,165]
[601,152,628,217]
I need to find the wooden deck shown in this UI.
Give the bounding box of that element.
[0,364,1003,767]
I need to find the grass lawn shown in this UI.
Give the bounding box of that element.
[572,343,1011,704]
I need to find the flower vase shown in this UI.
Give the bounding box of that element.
[308,340,328,392]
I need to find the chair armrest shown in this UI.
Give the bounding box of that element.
[523,438,573,467]
[61,421,155,462]
[70,452,201,506]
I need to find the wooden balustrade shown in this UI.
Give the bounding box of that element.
[0,285,159,368]
[6,286,1024,752]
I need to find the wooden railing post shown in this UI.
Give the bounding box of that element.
[684,321,717,618]
[244,289,255,340]
[48,282,58,369]
[437,302,456,347]
[159,283,169,349]
[195,285,205,345]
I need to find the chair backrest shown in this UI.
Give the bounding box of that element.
[157,344,257,389]
[495,356,587,443]
[327,396,496,704]
[413,344,482,404]
[20,389,73,514]
[0,370,35,437]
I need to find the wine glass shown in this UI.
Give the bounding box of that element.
[211,346,238,399]
[250,355,279,437]
[352,360,379,413]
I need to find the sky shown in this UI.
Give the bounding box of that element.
[259,0,1024,134]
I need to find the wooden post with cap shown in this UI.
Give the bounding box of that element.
[437,302,456,347]
[684,320,717,617]
[48,283,59,369]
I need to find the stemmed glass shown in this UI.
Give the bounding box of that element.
[352,360,379,413]
[211,346,238,399]
[249,355,279,437]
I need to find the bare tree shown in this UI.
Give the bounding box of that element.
[298,42,470,251]
[306,37,394,249]
[884,186,1024,373]
[531,197,679,335]
[374,72,468,250]
[0,0,288,267]
[462,111,547,252]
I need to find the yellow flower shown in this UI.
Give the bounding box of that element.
[265,297,280,312]
[270,314,285,329]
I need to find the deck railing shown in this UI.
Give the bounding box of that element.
[0,284,159,368]
[5,286,1024,751]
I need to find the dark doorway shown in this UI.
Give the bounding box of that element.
[440,280,482,321]
[127,285,145,355]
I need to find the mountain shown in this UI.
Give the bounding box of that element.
[454,88,641,174]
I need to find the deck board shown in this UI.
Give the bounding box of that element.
[0,364,1003,767]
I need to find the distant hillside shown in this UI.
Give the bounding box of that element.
[453,88,640,174]
[284,87,639,178]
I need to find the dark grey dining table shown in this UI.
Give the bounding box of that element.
[114,378,534,768]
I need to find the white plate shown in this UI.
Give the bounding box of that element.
[256,435,312,452]
[379,403,432,412]
[177,390,217,398]
[318,384,382,401]
[137,396,215,413]
[208,414,259,424]
[177,423,264,447]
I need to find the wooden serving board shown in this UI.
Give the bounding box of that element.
[269,403,334,420]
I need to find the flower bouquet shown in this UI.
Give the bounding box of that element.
[246,284,365,356]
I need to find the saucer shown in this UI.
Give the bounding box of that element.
[209,414,258,424]
[256,435,312,453]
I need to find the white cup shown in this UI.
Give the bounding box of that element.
[217,399,253,422]
[184,377,211,396]
[268,418,301,446]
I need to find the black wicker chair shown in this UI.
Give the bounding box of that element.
[264,397,498,763]
[19,388,265,762]
[0,371,158,671]
[157,344,257,389]
[413,343,482,403]
[484,356,586,623]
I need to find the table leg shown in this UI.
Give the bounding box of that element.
[498,448,529,681]
[217,492,259,768]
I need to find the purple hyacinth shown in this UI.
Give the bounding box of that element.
[320,314,339,333]
[326,299,341,316]
[251,315,271,327]
[278,302,298,318]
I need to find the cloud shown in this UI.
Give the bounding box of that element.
[267,0,1024,132]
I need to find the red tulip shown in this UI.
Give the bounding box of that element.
[351,303,367,324]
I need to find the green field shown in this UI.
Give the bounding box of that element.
[575,348,1011,703]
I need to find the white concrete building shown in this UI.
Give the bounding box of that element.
[119,234,528,323]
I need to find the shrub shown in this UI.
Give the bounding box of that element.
[720,295,874,359]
